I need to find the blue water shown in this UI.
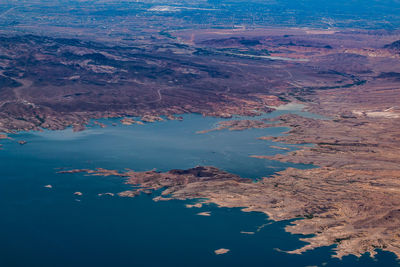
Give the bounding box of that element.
[0,110,398,266]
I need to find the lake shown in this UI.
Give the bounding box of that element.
[0,106,397,266]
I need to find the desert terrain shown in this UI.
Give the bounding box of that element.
[2,1,400,260]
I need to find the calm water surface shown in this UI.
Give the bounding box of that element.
[0,108,398,266]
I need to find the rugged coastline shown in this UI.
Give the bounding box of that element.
[3,26,400,260]
[58,87,400,259]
